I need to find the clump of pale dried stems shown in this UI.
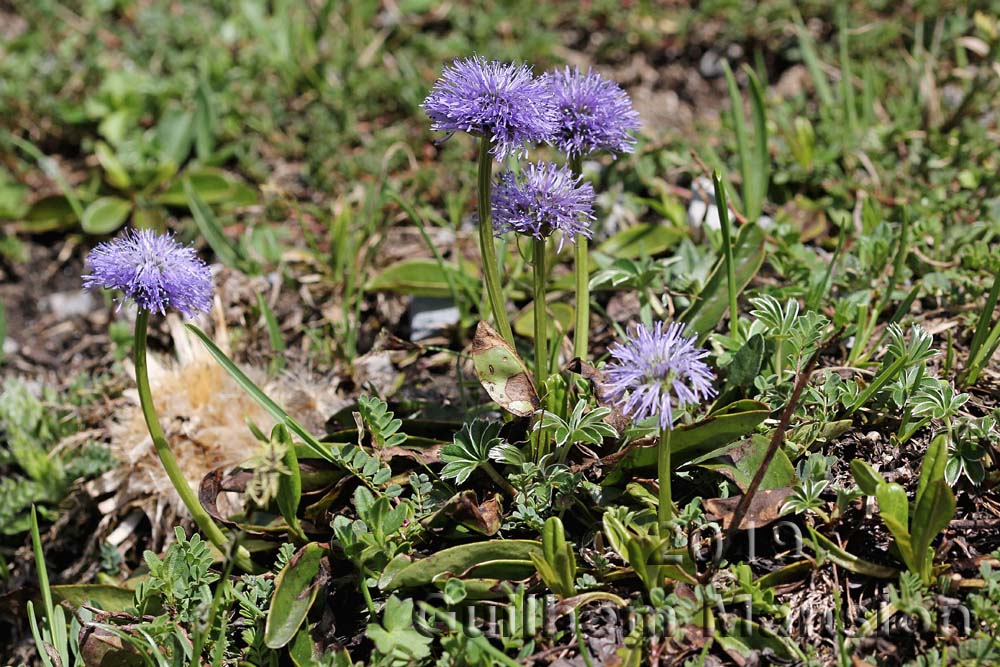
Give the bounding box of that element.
[91,307,340,550]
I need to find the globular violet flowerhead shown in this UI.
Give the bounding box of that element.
[602,321,716,430]
[423,56,557,161]
[544,66,641,158]
[83,229,213,318]
[491,161,595,249]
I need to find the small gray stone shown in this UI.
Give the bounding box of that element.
[410,297,460,342]
[47,290,96,319]
[699,50,725,78]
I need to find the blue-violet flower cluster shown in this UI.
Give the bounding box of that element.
[83,229,213,318]
[491,162,595,249]
[423,56,557,161]
[545,66,641,158]
[602,321,716,430]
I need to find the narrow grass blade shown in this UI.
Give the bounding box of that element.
[795,20,834,108]
[680,222,766,342]
[722,62,753,219]
[386,190,475,306]
[27,602,54,667]
[9,136,85,223]
[30,507,54,625]
[806,230,846,311]
[965,318,1000,387]
[963,271,1000,386]
[745,66,769,221]
[186,324,334,462]
[845,354,907,416]
[256,292,286,373]
[0,300,6,363]
[713,171,739,339]
[184,179,243,270]
[838,6,858,133]
[862,60,876,129]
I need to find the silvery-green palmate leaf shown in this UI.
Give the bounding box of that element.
[440,420,504,484]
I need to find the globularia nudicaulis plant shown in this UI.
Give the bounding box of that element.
[22,18,994,661]
[602,321,716,528]
[423,56,558,347]
[544,65,641,358]
[83,229,255,573]
[490,160,594,391]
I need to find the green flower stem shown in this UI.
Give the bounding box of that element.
[477,139,515,347]
[657,424,673,529]
[533,236,548,391]
[573,238,590,358]
[134,310,255,573]
[569,156,589,360]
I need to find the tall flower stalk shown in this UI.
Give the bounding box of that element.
[602,322,716,529]
[532,237,548,386]
[424,57,557,347]
[476,139,515,345]
[84,229,254,572]
[544,66,640,359]
[492,162,595,392]
[569,155,587,360]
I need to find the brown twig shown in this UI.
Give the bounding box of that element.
[720,344,827,553]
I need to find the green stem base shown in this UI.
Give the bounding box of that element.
[134,311,255,573]
[569,156,589,360]
[658,425,673,530]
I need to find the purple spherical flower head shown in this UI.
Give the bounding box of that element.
[544,66,641,158]
[491,161,595,250]
[602,321,716,430]
[83,229,213,318]
[423,56,557,162]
